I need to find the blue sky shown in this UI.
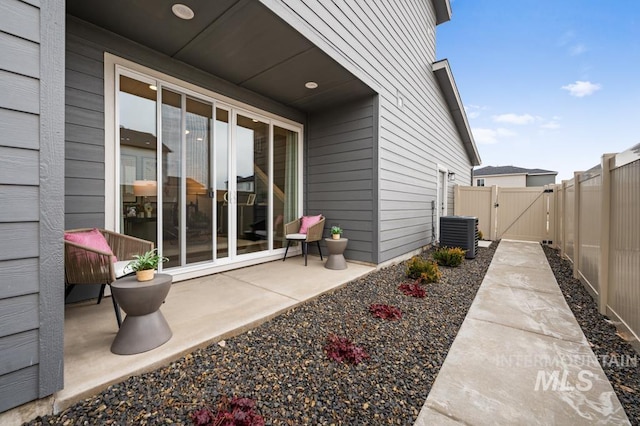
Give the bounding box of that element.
[437,1,640,181]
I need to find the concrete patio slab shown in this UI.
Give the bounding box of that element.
[56,257,374,413]
[415,240,630,425]
[224,255,374,301]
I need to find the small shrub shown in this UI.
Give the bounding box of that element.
[406,256,442,282]
[324,334,369,365]
[192,396,264,426]
[432,247,466,267]
[370,304,403,320]
[406,256,442,283]
[477,230,484,240]
[398,281,426,298]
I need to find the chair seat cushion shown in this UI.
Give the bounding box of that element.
[64,228,117,262]
[114,260,134,278]
[299,214,322,234]
[286,233,307,240]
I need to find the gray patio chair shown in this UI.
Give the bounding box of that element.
[283,215,325,266]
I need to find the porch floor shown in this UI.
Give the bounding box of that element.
[57,255,375,413]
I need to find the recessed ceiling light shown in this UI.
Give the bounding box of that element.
[305,81,318,89]
[252,119,259,123]
[149,84,157,91]
[196,137,203,141]
[185,130,190,135]
[172,3,194,20]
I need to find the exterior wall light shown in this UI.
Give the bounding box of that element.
[447,171,456,182]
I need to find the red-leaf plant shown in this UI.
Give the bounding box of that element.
[324,334,370,365]
[398,281,426,298]
[369,303,403,320]
[192,396,265,426]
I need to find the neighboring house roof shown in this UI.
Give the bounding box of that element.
[432,59,481,166]
[433,0,452,25]
[473,166,558,177]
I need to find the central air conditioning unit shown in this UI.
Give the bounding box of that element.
[439,216,478,259]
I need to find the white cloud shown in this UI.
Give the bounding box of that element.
[562,80,601,97]
[570,44,587,56]
[464,104,485,119]
[472,127,516,145]
[541,121,561,129]
[492,113,535,125]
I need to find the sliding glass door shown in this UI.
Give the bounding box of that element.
[116,69,300,272]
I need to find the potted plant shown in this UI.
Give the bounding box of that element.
[330,225,343,240]
[127,249,169,282]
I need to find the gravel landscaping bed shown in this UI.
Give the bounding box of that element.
[543,246,640,425]
[27,242,496,425]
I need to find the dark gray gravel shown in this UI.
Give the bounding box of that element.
[543,246,640,425]
[26,243,496,425]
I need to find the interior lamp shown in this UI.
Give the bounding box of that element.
[133,180,157,217]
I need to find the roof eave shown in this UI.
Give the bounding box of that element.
[432,59,481,166]
[432,0,452,25]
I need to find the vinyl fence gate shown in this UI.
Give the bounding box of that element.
[454,185,555,243]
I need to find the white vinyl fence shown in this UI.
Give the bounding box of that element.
[456,144,640,351]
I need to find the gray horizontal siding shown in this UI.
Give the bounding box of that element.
[0,0,40,43]
[0,31,39,78]
[0,108,39,150]
[0,330,39,376]
[0,366,39,413]
[262,0,475,263]
[0,0,64,412]
[307,96,376,263]
[0,146,39,185]
[0,70,39,114]
[0,294,39,338]
[0,185,39,222]
[0,258,39,299]
[0,223,39,261]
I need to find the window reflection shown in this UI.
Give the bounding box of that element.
[119,75,158,247]
[236,115,269,254]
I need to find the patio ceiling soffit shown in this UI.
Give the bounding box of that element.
[65,0,374,113]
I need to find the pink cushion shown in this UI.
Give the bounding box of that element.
[298,215,322,234]
[64,229,117,262]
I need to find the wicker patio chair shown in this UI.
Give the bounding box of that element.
[283,215,325,266]
[64,228,154,327]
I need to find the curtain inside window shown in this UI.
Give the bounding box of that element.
[284,131,298,225]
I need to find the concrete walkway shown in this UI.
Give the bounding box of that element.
[415,240,630,425]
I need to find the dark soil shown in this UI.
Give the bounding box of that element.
[26,242,497,426]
